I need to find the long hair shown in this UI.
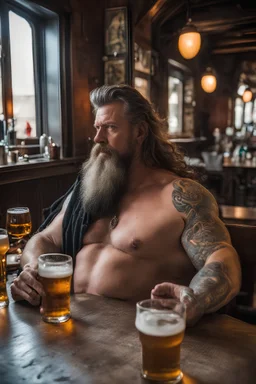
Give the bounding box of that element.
[90,84,196,179]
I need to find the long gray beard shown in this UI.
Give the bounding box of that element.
[80,144,130,219]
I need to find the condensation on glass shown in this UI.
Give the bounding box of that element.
[9,11,36,138]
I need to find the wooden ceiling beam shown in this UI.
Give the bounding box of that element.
[215,38,256,47]
[194,17,256,30]
[212,46,256,54]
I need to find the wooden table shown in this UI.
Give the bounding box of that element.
[0,292,256,384]
[220,205,256,225]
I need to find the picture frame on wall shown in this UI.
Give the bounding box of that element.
[134,76,150,100]
[105,7,128,56]
[134,42,151,74]
[104,58,126,85]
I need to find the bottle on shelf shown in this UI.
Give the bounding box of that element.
[25,121,32,137]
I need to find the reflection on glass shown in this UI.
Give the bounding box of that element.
[135,77,150,100]
[168,76,183,134]
[9,11,36,138]
[234,97,244,129]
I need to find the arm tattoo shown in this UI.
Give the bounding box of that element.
[172,179,230,269]
[189,261,232,313]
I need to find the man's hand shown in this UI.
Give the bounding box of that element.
[151,282,204,326]
[10,264,45,306]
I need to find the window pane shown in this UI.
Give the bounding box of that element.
[9,11,36,138]
[168,76,183,134]
[0,18,3,116]
[253,100,256,123]
[234,97,243,129]
[244,101,253,124]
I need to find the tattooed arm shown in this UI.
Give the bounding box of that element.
[152,179,241,326]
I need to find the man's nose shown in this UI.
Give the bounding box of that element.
[94,127,107,144]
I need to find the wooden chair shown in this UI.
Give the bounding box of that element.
[225,223,256,324]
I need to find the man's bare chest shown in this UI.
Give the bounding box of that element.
[83,197,185,259]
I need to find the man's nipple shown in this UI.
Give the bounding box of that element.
[131,238,141,250]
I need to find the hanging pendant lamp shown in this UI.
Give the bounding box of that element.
[242,87,253,103]
[201,67,217,93]
[178,1,201,59]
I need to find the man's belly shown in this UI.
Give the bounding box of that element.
[73,243,196,301]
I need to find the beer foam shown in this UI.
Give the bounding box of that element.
[135,311,185,337]
[38,264,72,278]
[7,207,29,214]
[0,234,9,244]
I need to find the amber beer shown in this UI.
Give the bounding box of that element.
[135,299,186,383]
[38,254,73,323]
[6,207,32,238]
[0,229,10,308]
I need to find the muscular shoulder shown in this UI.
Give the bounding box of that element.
[171,178,219,217]
[169,178,231,270]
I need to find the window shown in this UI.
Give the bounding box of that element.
[9,11,36,137]
[0,0,63,146]
[168,61,194,136]
[168,76,183,134]
[234,89,255,129]
[234,97,244,129]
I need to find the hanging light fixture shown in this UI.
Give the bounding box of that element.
[201,67,217,93]
[242,87,253,103]
[178,0,201,59]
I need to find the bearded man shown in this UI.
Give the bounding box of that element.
[11,85,241,325]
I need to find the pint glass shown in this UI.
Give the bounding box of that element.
[38,253,73,323]
[0,229,9,308]
[135,299,186,383]
[6,207,32,238]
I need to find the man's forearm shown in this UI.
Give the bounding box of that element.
[189,261,236,314]
[21,233,61,268]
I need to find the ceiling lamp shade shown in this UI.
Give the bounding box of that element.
[242,88,253,103]
[201,67,217,93]
[178,22,201,59]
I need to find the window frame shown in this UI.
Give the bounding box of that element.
[0,0,44,134]
[0,0,72,157]
[168,65,184,135]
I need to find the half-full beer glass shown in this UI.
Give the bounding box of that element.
[38,253,73,323]
[136,299,186,383]
[6,207,32,239]
[0,229,9,308]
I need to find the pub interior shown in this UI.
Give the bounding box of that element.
[1,1,256,383]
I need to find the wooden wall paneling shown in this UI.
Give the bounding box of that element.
[0,185,19,229]
[0,173,77,231]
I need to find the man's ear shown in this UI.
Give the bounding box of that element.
[135,121,148,145]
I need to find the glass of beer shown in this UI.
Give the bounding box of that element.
[38,253,73,323]
[135,299,186,383]
[6,207,32,239]
[0,229,10,308]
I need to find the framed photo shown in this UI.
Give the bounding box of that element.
[134,43,151,74]
[134,77,150,101]
[105,7,128,55]
[104,59,126,85]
